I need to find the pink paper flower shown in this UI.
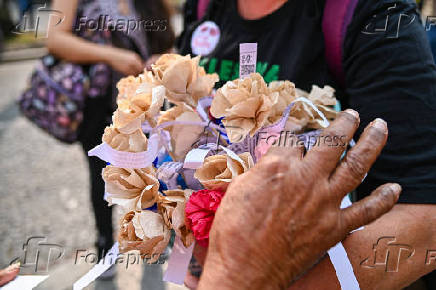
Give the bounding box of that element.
[185,189,225,247]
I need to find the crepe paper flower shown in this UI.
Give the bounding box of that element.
[291,85,338,131]
[118,210,170,263]
[307,85,337,123]
[194,152,254,191]
[103,166,159,211]
[185,189,225,247]
[306,85,337,106]
[267,80,297,124]
[151,54,219,107]
[116,75,142,101]
[116,71,158,101]
[113,85,165,131]
[157,103,204,161]
[210,73,278,143]
[102,125,148,152]
[158,189,194,247]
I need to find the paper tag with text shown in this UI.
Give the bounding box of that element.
[239,43,257,78]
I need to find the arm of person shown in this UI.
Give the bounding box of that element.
[289,204,436,290]
[47,0,143,75]
[291,0,436,288]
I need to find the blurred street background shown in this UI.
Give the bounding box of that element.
[0,0,186,289]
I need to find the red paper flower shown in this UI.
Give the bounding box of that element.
[185,189,225,247]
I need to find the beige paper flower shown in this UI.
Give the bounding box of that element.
[157,104,204,161]
[307,85,336,106]
[306,85,338,127]
[287,85,338,132]
[267,80,297,124]
[103,166,159,211]
[116,75,142,101]
[152,54,218,107]
[113,85,165,131]
[158,189,194,247]
[194,152,254,191]
[118,210,170,263]
[103,125,148,152]
[116,71,157,101]
[210,73,278,143]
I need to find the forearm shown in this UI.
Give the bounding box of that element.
[47,32,115,64]
[47,0,119,65]
[290,204,436,290]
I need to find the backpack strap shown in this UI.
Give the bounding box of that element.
[323,0,359,86]
[197,0,210,19]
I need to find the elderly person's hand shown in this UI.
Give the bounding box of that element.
[198,109,401,290]
[0,263,20,286]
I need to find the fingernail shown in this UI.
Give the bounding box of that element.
[344,109,359,119]
[372,118,387,130]
[389,183,401,193]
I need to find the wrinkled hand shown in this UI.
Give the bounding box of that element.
[0,263,20,286]
[199,110,401,290]
[107,48,144,76]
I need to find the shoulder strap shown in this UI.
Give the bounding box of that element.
[323,0,359,86]
[197,0,210,19]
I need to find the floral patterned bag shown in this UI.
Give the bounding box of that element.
[18,54,111,144]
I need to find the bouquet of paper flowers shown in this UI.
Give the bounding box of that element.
[88,53,339,280]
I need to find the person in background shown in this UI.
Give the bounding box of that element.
[176,0,436,289]
[47,0,174,265]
